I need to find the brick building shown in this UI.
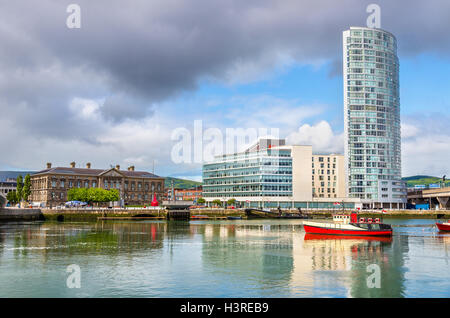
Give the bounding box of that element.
[30,162,164,207]
[166,187,202,202]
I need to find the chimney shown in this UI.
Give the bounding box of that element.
[70,162,76,168]
[128,166,135,171]
[86,163,91,169]
[46,162,52,169]
[115,165,120,170]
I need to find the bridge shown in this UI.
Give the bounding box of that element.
[408,186,450,210]
[162,201,194,220]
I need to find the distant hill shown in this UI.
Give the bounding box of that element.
[402,175,445,187]
[164,177,202,189]
[0,171,36,182]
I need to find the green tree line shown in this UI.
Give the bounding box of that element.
[67,188,120,204]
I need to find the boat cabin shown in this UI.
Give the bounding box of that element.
[333,214,351,224]
[333,212,382,224]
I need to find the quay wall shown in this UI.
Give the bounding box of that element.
[0,208,44,221]
[3,207,450,222]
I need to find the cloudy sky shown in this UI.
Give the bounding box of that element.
[0,0,449,180]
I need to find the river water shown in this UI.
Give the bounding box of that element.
[0,218,449,298]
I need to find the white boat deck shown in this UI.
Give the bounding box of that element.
[302,221,365,231]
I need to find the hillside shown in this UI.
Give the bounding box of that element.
[402,175,444,187]
[164,177,202,189]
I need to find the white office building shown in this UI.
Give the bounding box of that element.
[202,138,361,209]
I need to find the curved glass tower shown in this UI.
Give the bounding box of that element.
[343,27,406,209]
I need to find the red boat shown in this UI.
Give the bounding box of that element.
[302,212,393,237]
[436,221,450,232]
[304,233,392,242]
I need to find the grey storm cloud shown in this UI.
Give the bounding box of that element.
[1,0,450,123]
[0,0,450,172]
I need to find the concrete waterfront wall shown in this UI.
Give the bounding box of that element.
[0,208,44,221]
[41,208,166,221]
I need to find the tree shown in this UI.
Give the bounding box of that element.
[197,197,206,205]
[6,191,18,204]
[212,199,222,207]
[68,188,119,204]
[227,198,236,206]
[16,175,23,202]
[22,174,31,202]
[106,189,119,202]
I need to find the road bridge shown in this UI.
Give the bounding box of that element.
[408,186,450,210]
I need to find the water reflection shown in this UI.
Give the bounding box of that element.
[0,220,445,297]
[300,233,408,297]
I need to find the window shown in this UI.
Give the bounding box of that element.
[52,180,56,188]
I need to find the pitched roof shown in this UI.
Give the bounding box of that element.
[32,167,162,179]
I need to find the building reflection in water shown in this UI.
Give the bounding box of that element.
[0,221,168,263]
[300,233,408,297]
[200,223,298,295]
[0,221,410,297]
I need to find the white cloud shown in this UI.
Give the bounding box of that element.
[286,120,344,154]
[401,115,450,177]
[401,123,419,139]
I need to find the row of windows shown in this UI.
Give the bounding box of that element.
[50,179,162,191]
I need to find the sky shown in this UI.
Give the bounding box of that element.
[0,0,449,181]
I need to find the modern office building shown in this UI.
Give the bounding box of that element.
[202,138,359,209]
[30,162,165,207]
[343,27,407,209]
[0,178,17,200]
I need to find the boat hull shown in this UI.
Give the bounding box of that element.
[303,224,392,237]
[436,223,450,231]
[304,233,393,242]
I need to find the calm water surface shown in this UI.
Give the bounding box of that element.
[0,218,449,298]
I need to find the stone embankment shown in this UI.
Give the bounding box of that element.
[2,207,450,222]
[0,208,44,221]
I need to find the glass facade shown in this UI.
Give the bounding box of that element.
[343,27,404,203]
[203,148,293,198]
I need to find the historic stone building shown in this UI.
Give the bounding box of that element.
[30,162,165,207]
